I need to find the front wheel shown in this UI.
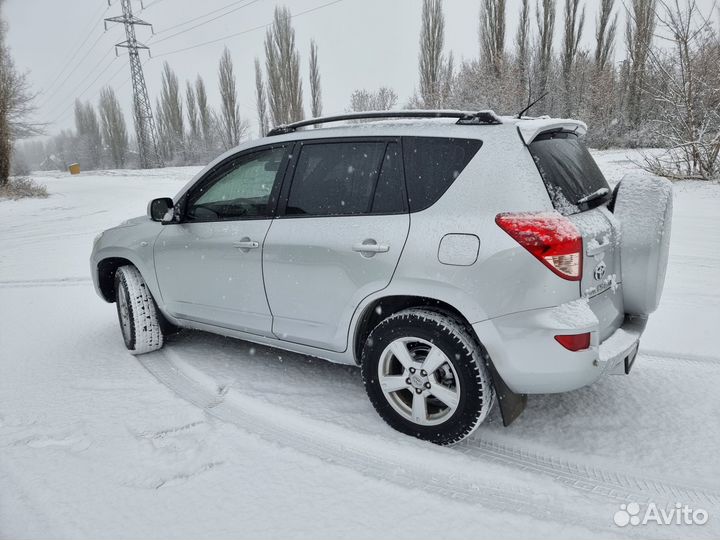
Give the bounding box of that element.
[115,265,164,355]
[361,309,494,445]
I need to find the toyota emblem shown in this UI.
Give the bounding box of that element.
[593,261,607,281]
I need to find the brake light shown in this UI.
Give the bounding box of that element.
[554,333,591,351]
[495,212,583,281]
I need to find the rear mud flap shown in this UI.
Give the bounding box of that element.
[485,359,527,426]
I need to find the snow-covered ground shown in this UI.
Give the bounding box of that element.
[1,151,718,539]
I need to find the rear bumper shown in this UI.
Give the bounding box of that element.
[472,301,647,394]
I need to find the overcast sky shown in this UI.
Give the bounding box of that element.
[4,0,719,139]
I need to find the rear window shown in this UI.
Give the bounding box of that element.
[528,132,611,215]
[286,141,406,216]
[403,137,482,212]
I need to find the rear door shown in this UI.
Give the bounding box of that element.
[262,138,409,351]
[528,132,624,339]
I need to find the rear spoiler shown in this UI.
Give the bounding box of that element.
[517,119,587,145]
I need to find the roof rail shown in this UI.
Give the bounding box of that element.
[266,110,502,136]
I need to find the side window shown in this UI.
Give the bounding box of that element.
[286,142,386,216]
[402,137,483,212]
[371,143,407,214]
[186,146,287,221]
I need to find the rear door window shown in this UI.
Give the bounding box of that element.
[402,137,483,212]
[285,141,406,216]
[370,143,406,214]
[528,131,611,215]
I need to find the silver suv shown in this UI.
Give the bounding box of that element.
[91,111,673,445]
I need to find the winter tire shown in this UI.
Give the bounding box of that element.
[114,265,164,355]
[613,174,673,315]
[361,308,494,445]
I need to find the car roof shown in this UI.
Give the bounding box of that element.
[175,113,587,201]
[259,113,587,146]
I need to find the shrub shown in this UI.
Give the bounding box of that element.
[0,176,48,200]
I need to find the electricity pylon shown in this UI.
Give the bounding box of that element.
[105,0,163,168]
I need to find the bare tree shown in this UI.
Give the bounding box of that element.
[217,47,247,150]
[479,0,506,77]
[535,0,557,100]
[585,0,620,144]
[515,0,531,99]
[98,87,128,169]
[185,83,199,140]
[0,0,41,184]
[309,39,323,119]
[185,80,202,162]
[74,99,102,169]
[349,87,398,112]
[419,0,454,108]
[154,96,170,161]
[595,0,618,71]
[641,0,720,179]
[195,75,214,152]
[561,0,586,115]
[625,0,657,125]
[254,58,269,137]
[264,6,304,126]
[157,62,184,162]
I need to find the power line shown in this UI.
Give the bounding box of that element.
[141,0,168,10]
[51,59,134,129]
[155,0,345,58]
[151,0,262,38]
[51,61,131,129]
[49,57,124,126]
[38,27,121,110]
[39,2,111,97]
[42,45,117,112]
[151,0,263,46]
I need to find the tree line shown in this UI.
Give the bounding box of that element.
[7,0,720,180]
[411,0,720,178]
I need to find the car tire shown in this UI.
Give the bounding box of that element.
[114,265,164,355]
[361,308,494,445]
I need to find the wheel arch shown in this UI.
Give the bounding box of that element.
[352,295,475,366]
[352,293,527,426]
[97,256,135,302]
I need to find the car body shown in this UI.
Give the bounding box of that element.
[91,111,672,443]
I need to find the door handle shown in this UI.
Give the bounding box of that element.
[352,239,390,257]
[586,237,611,256]
[234,239,260,251]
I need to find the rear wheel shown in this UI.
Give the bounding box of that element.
[361,309,494,445]
[114,265,164,355]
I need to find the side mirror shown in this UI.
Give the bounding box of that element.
[148,197,177,223]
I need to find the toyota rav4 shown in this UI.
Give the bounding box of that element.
[91,110,673,445]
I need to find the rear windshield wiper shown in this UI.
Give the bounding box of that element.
[577,187,610,205]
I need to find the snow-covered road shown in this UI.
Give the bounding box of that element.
[1,153,719,538]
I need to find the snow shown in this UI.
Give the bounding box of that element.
[1,151,720,538]
[547,298,597,329]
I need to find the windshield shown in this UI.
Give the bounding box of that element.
[528,131,611,215]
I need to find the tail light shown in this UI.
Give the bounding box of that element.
[554,333,591,351]
[495,212,583,281]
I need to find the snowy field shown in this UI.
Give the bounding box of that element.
[1,151,719,539]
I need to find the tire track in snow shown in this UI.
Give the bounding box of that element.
[459,438,720,507]
[638,349,720,368]
[0,277,92,289]
[140,348,718,535]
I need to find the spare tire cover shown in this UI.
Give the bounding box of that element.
[613,174,673,315]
